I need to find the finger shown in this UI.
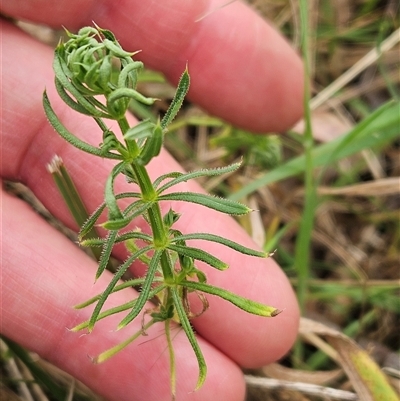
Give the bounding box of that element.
[2,0,304,132]
[1,188,246,401]
[2,21,299,367]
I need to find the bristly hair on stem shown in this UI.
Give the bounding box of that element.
[43,24,281,396]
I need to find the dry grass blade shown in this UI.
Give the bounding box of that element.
[262,362,343,385]
[310,28,400,110]
[0,339,35,401]
[299,318,400,401]
[315,177,400,197]
[245,375,359,400]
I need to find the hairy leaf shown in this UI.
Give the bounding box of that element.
[168,244,228,270]
[158,192,251,215]
[182,280,281,317]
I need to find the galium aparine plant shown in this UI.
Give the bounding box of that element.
[43,24,281,398]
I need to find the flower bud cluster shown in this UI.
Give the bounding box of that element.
[56,26,154,119]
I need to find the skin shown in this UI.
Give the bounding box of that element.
[1,1,304,400]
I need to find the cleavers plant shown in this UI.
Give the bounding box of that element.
[43,25,281,398]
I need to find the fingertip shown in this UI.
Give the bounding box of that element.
[165,0,304,132]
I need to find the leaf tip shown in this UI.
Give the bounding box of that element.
[116,322,126,331]
[69,325,82,333]
[271,308,283,317]
[194,370,207,392]
[266,249,277,258]
[220,263,229,271]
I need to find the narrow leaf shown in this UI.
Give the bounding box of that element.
[74,276,164,309]
[100,215,134,230]
[182,280,281,317]
[158,192,251,215]
[117,250,162,329]
[54,78,94,116]
[94,319,156,363]
[114,231,153,244]
[104,162,125,221]
[118,61,143,89]
[81,231,152,247]
[88,245,154,331]
[43,91,121,160]
[101,197,151,229]
[102,38,136,58]
[90,248,153,328]
[73,284,167,332]
[79,237,104,247]
[137,122,163,165]
[124,119,155,141]
[171,286,207,390]
[168,244,228,270]
[95,230,118,280]
[107,86,156,108]
[72,299,136,331]
[79,192,143,239]
[156,161,242,194]
[170,233,267,258]
[161,67,190,129]
[53,51,107,116]
[153,172,183,189]
[79,202,107,239]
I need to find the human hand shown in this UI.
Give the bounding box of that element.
[1,1,303,400]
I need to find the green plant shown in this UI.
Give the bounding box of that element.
[43,25,280,398]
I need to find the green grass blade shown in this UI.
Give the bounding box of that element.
[230,100,399,200]
[293,0,316,365]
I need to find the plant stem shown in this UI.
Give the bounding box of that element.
[118,117,174,282]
